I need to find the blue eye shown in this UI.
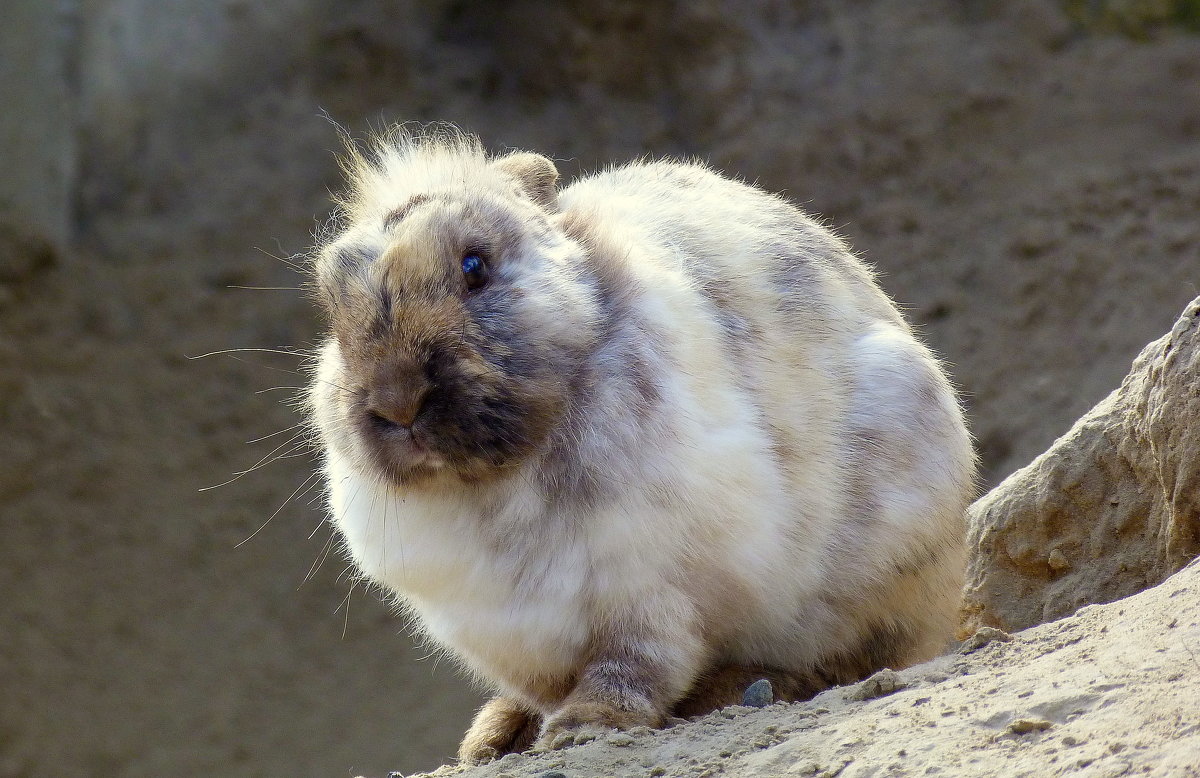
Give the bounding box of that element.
[461,253,490,291]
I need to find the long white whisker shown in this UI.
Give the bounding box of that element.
[246,423,304,445]
[226,285,305,291]
[255,385,305,395]
[234,470,321,549]
[253,244,308,274]
[187,347,312,360]
[302,530,339,586]
[338,581,357,639]
[199,432,308,491]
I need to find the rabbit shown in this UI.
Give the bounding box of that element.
[306,126,975,763]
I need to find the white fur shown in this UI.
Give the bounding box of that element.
[309,137,975,717]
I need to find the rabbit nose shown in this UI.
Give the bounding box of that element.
[366,364,431,429]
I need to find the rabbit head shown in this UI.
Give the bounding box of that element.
[311,133,602,486]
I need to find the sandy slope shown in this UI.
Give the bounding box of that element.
[412,559,1200,778]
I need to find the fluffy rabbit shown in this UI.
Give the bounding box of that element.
[307,127,974,762]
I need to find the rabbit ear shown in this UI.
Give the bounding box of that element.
[493,152,559,211]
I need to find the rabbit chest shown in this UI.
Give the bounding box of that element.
[322,420,809,702]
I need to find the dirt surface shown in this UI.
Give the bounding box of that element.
[2,2,1199,776]
[414,558,1200,778]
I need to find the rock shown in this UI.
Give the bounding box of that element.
[1007,718,1053,734]
[1047,548,1071,571]
[961,296,1200,634]
[741,678,774,708]
[958,627,1014,654]
[843,669,905,701]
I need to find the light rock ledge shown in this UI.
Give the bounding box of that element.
[962,295,1200,634]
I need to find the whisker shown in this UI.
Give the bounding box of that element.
[312,377,356,395]
[254,244,308,274]
[246,423,304,445]
[220,356,306,376]
[307,507,330,536]
[226,285,305,291]
[234,470,321,549]
[269,449,314,462]
[200,432,307,490]
[187,347,312,360]
[301,530,339,586]
[255,385,304,395]
[337,580,358,639]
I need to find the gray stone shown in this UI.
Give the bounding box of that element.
[741,678,774,708]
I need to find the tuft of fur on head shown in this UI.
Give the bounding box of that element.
[330,124,560,226]
[335,125,481,220]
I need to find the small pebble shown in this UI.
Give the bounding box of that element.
[539,772,568,778]
[742,678,775,707]
[1008,718,1053,734]
[845,669,906,701]
[959,627,1014,654]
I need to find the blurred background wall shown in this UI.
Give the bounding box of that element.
[2,1,1198,775]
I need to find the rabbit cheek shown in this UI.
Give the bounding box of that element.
[432,372,560,480]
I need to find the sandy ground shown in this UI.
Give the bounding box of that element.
[417,559,1200,778]
[2,2,1199,776]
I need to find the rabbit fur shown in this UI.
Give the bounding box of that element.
[307,127,975,761]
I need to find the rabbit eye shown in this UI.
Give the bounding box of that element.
[461,253,490,292]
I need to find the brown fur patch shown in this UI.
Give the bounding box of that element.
[384,192,435,230]
[676,618,917,719]
[672,664,831,717]
[813,620,917,688]
[524,209,671,509]
[538,617,693,740]
[492,152,560,210]
[458,696,542,764]
[695,274,762,350]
